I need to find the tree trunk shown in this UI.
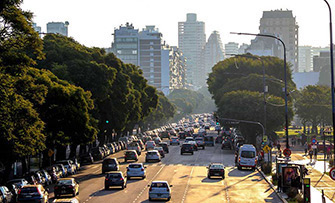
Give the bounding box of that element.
[56,145,67,161]
[69,144,78,159]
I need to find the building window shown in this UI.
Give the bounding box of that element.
[150,41,154,45]
[150,53,154,56]
[150,74,154,79]
[150,68,154,72]
[150,58,154,62]
[150,62,154,67]
[150,46,154,50]
[117,50,122,54]
[132,50,137,54]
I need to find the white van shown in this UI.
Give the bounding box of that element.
[237,144,257,171]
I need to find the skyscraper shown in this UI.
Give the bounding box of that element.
[203,31,224,80]
[178,13,206,89]
[47,21,69,36]
[259,9,299,72]
[224,42,239,58]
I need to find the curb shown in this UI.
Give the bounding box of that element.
[257,167,288,203]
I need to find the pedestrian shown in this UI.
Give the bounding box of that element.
[314,148,318,161]
[327,146,331,160]
[277,174,282,193]
[309,150,313,162]
[304,142,308,156]
[277,142,281,151]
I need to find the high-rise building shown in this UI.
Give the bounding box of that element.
[112,23,139,66]
[32,23,41,33]
[298,46,312,72]
[203,31,224,79]
[259,9,299,72]
[47,21,69,36]
[224,42,239,58]
[139,26,163,89]
[178,13,206,89]
[238,43,249,54]
[246,36,282,57]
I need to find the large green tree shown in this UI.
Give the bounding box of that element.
[208,54,295,143]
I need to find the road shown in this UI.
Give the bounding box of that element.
[49,132,281,203]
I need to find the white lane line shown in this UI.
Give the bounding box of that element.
[132,165,165,203]
[181,167,194,203]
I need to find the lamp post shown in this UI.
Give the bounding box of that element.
[324,0,335,166]
[235,54,267,137]
[231,32,289,149]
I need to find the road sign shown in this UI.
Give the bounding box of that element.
[330,167,335,181]
[48,149,54,157]
[283,148,291,157]
[312,138,317,144]
[263,145,271,153]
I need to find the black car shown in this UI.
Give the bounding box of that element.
[178,131,186,139]
[54,178,79,197]
[158,142,169,153]
[207,163,225,179]
[124,150,138,162]
[91,147,104,161]
[180,143,194,155]
[102,158,119,173]
[222,137,233,149]
[105,172,127,190]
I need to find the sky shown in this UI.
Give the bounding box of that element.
[21,0,335,49]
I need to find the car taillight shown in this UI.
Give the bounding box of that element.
[149,187,152,191]
[120,178,124,181]
[18,189,21,195]
[239,157,241,162]
[69,185,73,189]
[166,188,170,192]
[54,186,58,190]
[105,178,108,181]
[37,188,41,195]
[127,168,130,171]
[255,159,257,164]
[221,169,224,172]
[141,168,144,171]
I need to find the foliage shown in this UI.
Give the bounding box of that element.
[295,85,331,133]
[207,54,295,143]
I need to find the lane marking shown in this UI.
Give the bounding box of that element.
[181,167,194,203]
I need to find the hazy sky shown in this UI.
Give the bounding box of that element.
[22,0,335,48]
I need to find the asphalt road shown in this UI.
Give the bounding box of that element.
[49,133,281,203]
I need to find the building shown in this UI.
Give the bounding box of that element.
[224,42,239,58]
[32,23,41,33]
[238,43,249,54]
[112,23,139,66]
[178,13,206,89]
[246,36,282,57]
[292,72,320,89]
[259,9,299,72]
[203,31,224,80]
[47,21,69,36]
[161,46,187,95]
[298,46,312,72]
[313,51,335,72]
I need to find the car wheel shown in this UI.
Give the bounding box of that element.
[207,175,211,179]
[121,185,125,190]
[125,159,127,162]
[145,159,148,162]
[149,197,152,201]
[167,197,171,201]
[238,166,242,170]
[125,183,127,188]
[142,176,146,179]
[222,175,225,179]
[73,191,76,197]
[191,152,194,155]
[105,186,109,190]
[181,152,183,155]
[203,146,205,150]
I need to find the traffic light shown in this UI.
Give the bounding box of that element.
[303,178,311,203]
[106,120,109,124]
[216,116,219,125]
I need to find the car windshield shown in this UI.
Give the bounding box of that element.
[241,151,255,158]
[129,164,141,168]
[21,187,38,193]
[151,183,168,188]
[57,180,72,185]
[107,173,121,178]
[148,152,158,155]
[210,164,224,169]
[195,138,203,140]
[104,159,116,164]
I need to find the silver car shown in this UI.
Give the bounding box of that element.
[127,163,146,179]
[145,150,161,162]
[148,181,172,201]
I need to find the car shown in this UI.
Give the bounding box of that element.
[153,137,162,145]
[148,181,172,201]
[53,164,68,177]
[79,152,94,164]
[52,198,79,203]
[57,160,76,175]
[180,143,194,155]
[91,147,104,161]
[17,185,49,203]
[134,140,145,150]
[145,141,156,151]
[207,163,225,179]
[124,150,138,162]
[215,125,221,131]
[204,135,215,146]
[222,138,233,149]
[127,142,141,155]
[5,184,19,202]
[170,137,180,145]
[6,178,29,189]
[102,158,119,173]
[158,142,169,153]
[0,186,14,203]
[71,158,81,171]
[195,137,205,149]
[38,170,52,186]
[106,143,115,154]
[178,131,186,139]
[105,172,127,190]
[237,144,257,171]
[54,178,79,197]
[45,166,60,183]
[185,137,195,143]
[127,163,146,179]
[145,150,161,162]
[188,141,198,151]
[154,147,165,158]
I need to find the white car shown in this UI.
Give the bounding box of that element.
[145,150,161,162]
[148,181,172,201]
[127,163,146,179]
[185,137,195,143]
[145,141,156,151]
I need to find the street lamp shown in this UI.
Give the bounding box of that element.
[234,54,267,137]
[324,0,335,166]
[230,32,289,149]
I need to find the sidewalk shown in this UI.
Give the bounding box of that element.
[276,143,334,202]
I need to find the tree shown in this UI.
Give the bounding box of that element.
[207,54,296,143]
[295,85,331,134]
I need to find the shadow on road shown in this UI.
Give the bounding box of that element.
[91,187,124,197]
[228,168,255,177]
[141,199,170,203]
[201,177,222,183]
